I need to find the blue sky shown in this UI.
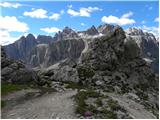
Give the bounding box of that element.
[0,1,159,45]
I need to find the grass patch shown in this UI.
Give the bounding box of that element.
[63,81,86,89]
[1,100,6,108]
[101,109,118,119]
[108,99,121,111]
[74,89,99,115]
[1,83,25,96]
[77,66,95,79]
[95,98,103,107]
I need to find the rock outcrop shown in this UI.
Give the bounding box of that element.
[83,25,99,35]
[1,47,38,84]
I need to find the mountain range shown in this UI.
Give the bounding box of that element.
[3,24,159,74]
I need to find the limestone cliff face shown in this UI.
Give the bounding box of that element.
[4,34,54,62]
[27,38,85,68]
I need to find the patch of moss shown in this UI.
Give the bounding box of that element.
[63,81,85,89]
[1,83,25,95]
[1,100,6,108]
[145,105,159,119]
[95,98,103,107]
[101,109,118,119]
[108,99,121,111]
[77,66,95,79]
[74,89,99,115]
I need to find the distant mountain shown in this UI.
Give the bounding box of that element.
[4,34,54,62]
[3,24,159,74]
[53,27,79,41]
[125,28,159,73]
[27,38,85,67]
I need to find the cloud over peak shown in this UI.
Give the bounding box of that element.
[40,27,61,33]
[101,11,135,26]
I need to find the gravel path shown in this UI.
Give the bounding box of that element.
[109,93,156,119]
[2,89,77,119]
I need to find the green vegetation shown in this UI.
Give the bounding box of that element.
[63,81,86,89]
[101,109,118,119]
[1,83,25,95]
[77,66,95,79]
[74,88,126,118]
[1,100,6,108]
[108,99,121,111]
[74,89,99,115]
[95,98,103,107]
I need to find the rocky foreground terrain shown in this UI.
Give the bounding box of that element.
[1,24,159,119]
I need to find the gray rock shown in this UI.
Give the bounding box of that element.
[1,47,38,84]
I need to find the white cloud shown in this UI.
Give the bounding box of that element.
[0,2,22,8]
[0,30,20,45]
[0,16,29,32]
[81,23,85,26]
[40,27,61,33]
[121,11,133,18]
[154,17,159,22]
[67,9,79,16]
[49,13,60,21]
[49,10,64,21]
[67,7,102,17]
[101,12,135,26]
[136,25,159,37]
[23,9,48,19]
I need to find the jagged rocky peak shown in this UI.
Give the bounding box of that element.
[54,26,79,41]
[63,26,75,34]
[37,35,53,44]
[85,25,99,35]
[19,36,26,40]
[26,33,36,40]
[125,28,144,36]
[97,24,115,34]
